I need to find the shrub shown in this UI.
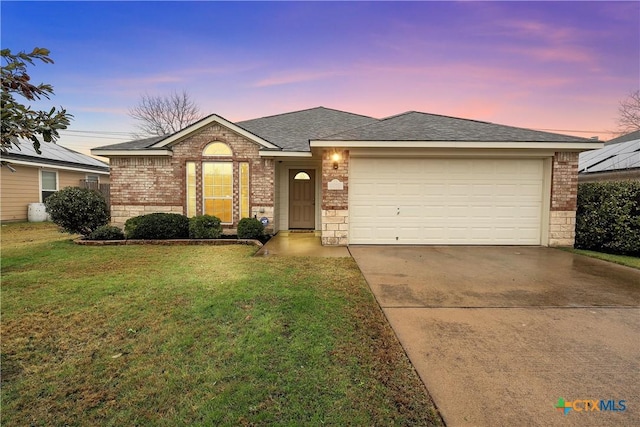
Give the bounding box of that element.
[125,213,189,239]
[87,225,125,240]
[44,187,109,236]
[237,217,265,239]
[124,215,144,238]
[575,181,640,255]
[189,215,222,239]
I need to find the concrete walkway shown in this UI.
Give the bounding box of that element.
[351,246,640,427]
[254,231,350,257]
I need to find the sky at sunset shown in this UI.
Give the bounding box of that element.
[1,1,638,156]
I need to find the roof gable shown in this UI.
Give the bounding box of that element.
[149,114,280,150]
[92,115,280,156]
[319,111,591,143]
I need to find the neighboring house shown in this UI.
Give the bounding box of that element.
[92,107,601,247]
[578,131,640,183]
[1,141,110,222]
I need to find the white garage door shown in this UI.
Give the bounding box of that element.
[349,158,544,245]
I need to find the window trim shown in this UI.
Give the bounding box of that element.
[40,169,58,203]
[186,162,196,218]
[203,141,232,156]
[239,162,250,219]
[293,171,311,180]
[202,161,233,224]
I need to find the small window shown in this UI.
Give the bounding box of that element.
[203,142,232,156]
[41,170,57,202]
[186,162,196,217]
[239,162,250,219]
[294,171,311,180]
[85,174,99,183]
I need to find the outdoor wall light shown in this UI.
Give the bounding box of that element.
[332,152,341,169]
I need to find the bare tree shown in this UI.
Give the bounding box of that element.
[616,90,640,135]
[129,90,204,137]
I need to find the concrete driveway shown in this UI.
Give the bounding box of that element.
[350,246,640,427]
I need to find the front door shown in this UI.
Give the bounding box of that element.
[289,170,315,229]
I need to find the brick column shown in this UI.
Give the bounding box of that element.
[549,152,578,246]
[321,150,349,246]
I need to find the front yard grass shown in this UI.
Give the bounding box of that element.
[560,247,640,270]
[1,222,442,426]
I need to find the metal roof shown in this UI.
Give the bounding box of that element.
[579,138,640,173]
[2,140,110,172]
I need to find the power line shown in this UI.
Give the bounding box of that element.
[58,133,131,141]
[59,130,132,140]
[534,128,616,135]
[61,129,133,136]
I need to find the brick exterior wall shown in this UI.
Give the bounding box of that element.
[549,151,579,246]
[109,122,275,231]
[321,149,349,245]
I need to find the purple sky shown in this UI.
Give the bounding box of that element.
[2,1,638,155]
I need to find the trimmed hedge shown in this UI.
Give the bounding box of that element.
[44,187,109,236]
[237,217,265,240]
[124,215,144,238]
[189,215,222,239]
[125,213,189,239]
[87,225,125,241]
[575,181,640,255]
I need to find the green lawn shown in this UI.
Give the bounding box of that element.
[559,247,640,270]
[1,222,442,426]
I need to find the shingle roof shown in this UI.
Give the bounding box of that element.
[92,135,168,151]
[92,107,591,154]
[93,108,377,152]
[237,107,379,151]
[319,111,589,142]
[2,140,109,172]
[604,130,640,146]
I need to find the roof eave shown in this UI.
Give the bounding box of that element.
[258,150,312,157]
[91,149,173,157]
[310,140,604,150]
[1,157,110,174]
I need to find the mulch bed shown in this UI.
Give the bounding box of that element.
[75,238,263,247]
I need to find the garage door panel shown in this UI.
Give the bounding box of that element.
[467,206,494,218]
[423,207,447,218]
[375,227,400,240]
[399,183,422,195]
[349,158,544,245]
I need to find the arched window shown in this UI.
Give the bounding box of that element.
[203,142,232,156]
[294,171,311,180]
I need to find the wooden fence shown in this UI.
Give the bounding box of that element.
[79,180,111,206]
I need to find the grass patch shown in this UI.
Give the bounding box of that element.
[1,222,442,426]
[559,247,640,270]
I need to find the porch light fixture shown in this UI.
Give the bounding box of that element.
[332,152,341,170]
